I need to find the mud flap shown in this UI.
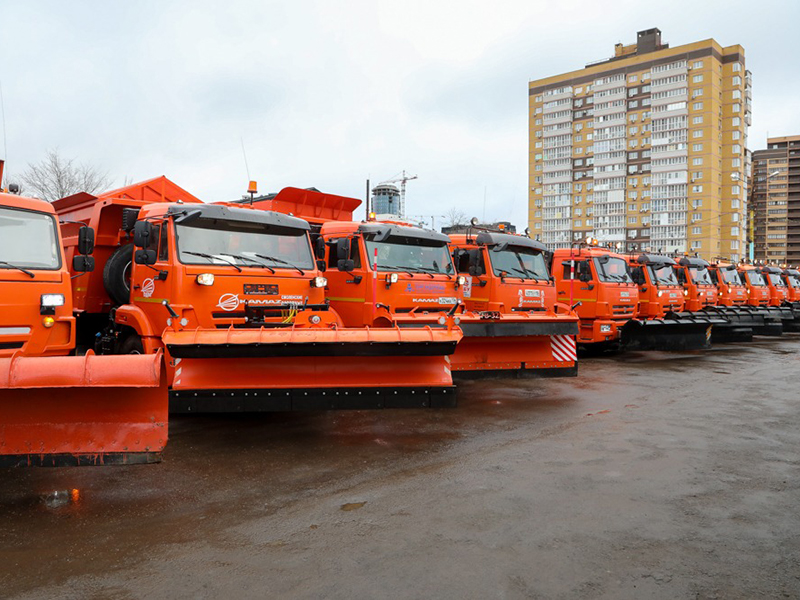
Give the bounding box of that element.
[0,352,167,467]
[163,328,461,412]
[620,319,714,351]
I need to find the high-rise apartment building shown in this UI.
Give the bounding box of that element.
[528,28,751,261]
[750,135,800,265]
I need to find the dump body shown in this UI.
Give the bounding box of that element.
[58,183,460,411]
[1,192,167,466]
[551,247,638,346]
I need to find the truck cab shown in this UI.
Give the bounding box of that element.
[675,256,718,311]
[551,246,638,344]
[783,269,800,302]
[0,192,93,357]
[321,220,462,327]
[708,262,748,306]
[738,265,770,307]
[448,231,556,314]
[627,254,685,318]
[761,266,788,307]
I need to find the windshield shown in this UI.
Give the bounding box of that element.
[787,275,800,289]
[364,236,453,275]
[176,218,314,269]
[689,266,713,285]
[593,256,632,283]
[489,246,549,280]
[720,268,741,285]
[0,207,61,270]
[768,273,786,287]
[649,264,678,285]
[745,271,765,286]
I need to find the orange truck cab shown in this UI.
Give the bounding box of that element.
[1,189,166,467]
[551,246,638,347]
[318,219,578,378]
[675,256,718,311]
[783,269,800,302]
[761,266,789,307]
[738,264,770,307]
[708,262,748,306]
[627,254,685,319]
[56,179,460,411]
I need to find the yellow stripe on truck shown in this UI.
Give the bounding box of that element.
[326,296,364,303]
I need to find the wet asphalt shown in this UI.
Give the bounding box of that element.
[1,335,799,599]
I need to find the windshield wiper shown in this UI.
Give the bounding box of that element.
[0,261,35,278]
[220,253,275,274]
[183,251,242,272]
[431,261,452,279]
[253,254,305,275]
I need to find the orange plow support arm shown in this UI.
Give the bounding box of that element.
[162,327,461,412]
[0,352,167,467]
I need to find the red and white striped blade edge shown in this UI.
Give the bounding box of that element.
[550,335,577,363]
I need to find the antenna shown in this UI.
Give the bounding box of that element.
[240,137,251,181]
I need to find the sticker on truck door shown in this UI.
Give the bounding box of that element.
[463,276,472,298]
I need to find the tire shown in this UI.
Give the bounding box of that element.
[118,334,144,355]
[103,243,134,305]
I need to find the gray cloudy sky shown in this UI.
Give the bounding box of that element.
[1,0,798,227]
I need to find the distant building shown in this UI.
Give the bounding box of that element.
[750,135,800,265]
[441,221,516,235]
[371,184,401,217]
[529,28,751,261]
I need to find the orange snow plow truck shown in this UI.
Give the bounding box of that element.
[54,178,460,411]
[238,188,579,378]
[0,179,166,467]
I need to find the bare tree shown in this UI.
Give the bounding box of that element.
[20,149,112,202]
[444,206,469,228]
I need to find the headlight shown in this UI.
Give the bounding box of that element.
[728,286,732,293]
[437,316,446,325]
[600,324,612,333]
[683,289,688,296]
[657,290,663,297]
[457,275,466,286]
[196,273,215,286]
[41,294,65,307]
[312,276,328,288]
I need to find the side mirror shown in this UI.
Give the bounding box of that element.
[335,238,351,260]
[315,236,326,260]
[134,248,157,265]
[316,259,327,272]
[72,255,95,273]
[77,226,95,255]
[467,249,484,276]
[133,221,154,248]
[337,258,355,273]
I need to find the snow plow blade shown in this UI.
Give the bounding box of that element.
[0,352,167,467]
[163,327,460,412]
[621,318,716,351]
[702,306,783,337]
[450,316,579,379]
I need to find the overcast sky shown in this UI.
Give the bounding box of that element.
[1,0,798,228]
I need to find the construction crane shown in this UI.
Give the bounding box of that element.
[378,170,418,218]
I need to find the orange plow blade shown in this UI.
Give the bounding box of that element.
[0,352,167,467]
[451,315,579,378]
[163,327,461,411]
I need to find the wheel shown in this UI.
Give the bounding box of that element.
[118,334,144,354]
[103,243,134,305]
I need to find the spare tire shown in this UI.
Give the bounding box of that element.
[103,243,134,305]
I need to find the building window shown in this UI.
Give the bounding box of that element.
[692,61,703,69]
[733,103,741,112]
[692,102,703,110]
[732,90,742,100]
[692,213,701,222]
[732,145,741,154]
[535,118,542,125]
[732,75,742,86]
[693,129,703,138]
[692,115,703,124]
[692,157,703,166]
[691,240,702,249]
[692,227,702,235]
[731,157,741,167]
[732,63,741,72]
[731,226,739,236]
[692,74,704,83]
[628,100,639,109]
[692,171,702,180]
[629,140,638,148]
[732,117,741,126]
[692,185,703,193]
[731,198,740,209]
[692,88,703,98]
[629,216,637,224]
[692,143,703,151]
[629,126,638,135]
[732,185,740,195]
[732,213,740,223]
[628,74,638,83]
[628,87,638,97]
